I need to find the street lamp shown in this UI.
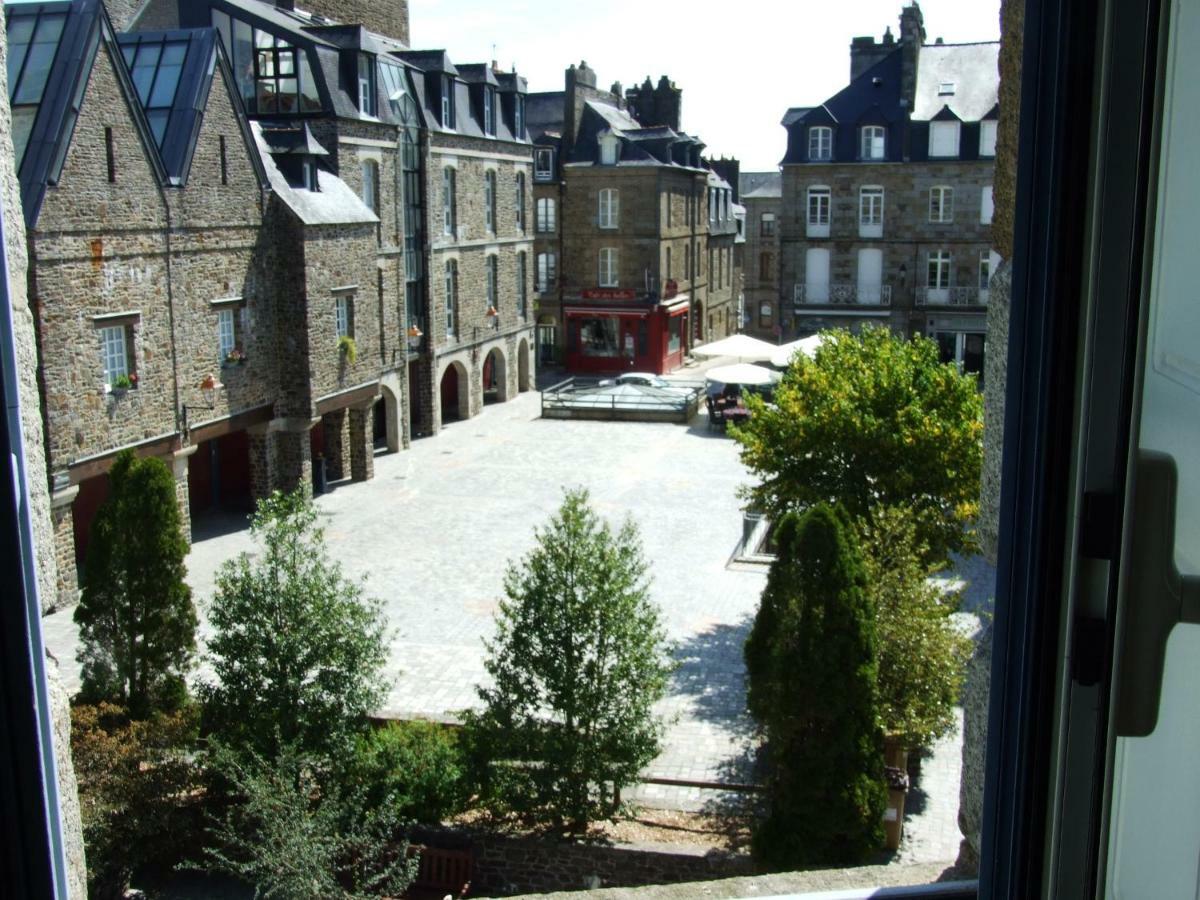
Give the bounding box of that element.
[407,322,423,352]
[181,373,221,436]
[486,305,499,330]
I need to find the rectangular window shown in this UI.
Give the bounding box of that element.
[979,120,998,157]
[666,246,673,281]
[485,170,496,233]
[361,160,378,214]
[534,147,554,180]
[440,75,455,128]
[599,248,618,287]
[517,252,528,317]
[514,94,524,136]
[685,243,692,280]
[442,167,456,235]
[515,173,526,232]
[807,186,830,238]
[930,185,954,223]
[979,250,992,301]
[335,295,354,339]
[929,120,961,157]
[981,185,995,224]
[302,158,318,191]
[105,126,115,182]
[536,252,557,292]
[598,188,619,229]
[760,213,776,237]
[219,134,227,185]
[536,197,556,233]
[860,125,885,160]
[486,255,498,311]
[483,87,495,136]
[759,301,773,328]
[99,324,129,390]
[217,307,237,361]
[579,317,619,357]
[927,250,952,302]
[445,261,458,337]
[808,125,832,161]
[357,53,376,116]
[859,185,884,238]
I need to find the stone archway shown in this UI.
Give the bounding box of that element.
[378,381,402,452]
[517,338,532,392]
[439,360,470,423]
[482,345,509,404]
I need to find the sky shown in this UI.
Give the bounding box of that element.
[409,0,1001,171]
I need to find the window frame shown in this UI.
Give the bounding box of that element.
[484,170,497,233]
[515,172,526,233]
[534,147,555,181]
[808,125,833,161]
[444,259,458,338]
[760,212,776,237]
[536,197,556,233]
[536,251,557,292]
[979,119,998,157]
[598,247,619,287]
[517,251,528,317]
[98,324,131,391]
[442,166,456,236]
[860,125,886,160]
[334,294,354,340]
[357,52,376,116]
[929,119,962,158]
[598,188,619,229]
[930,185,955,223]
[361,159,379,214]
[486,254,498,312]
[858,185,884,237]
[440,75,456,129]
[807,185,832,238]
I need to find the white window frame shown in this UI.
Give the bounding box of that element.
[598,247,618,287]
[486,255,498,310]
[217,307,237,360]
[335,295,353,339]
[99,324,129,390]
[536,197,556,233]
[440,75,455,129]
[860,125,886,160]
[598,188,619,229]
[930,185,955,223]
[361,159,378,214]
[979,119,998,157]
[442,166,456,235]
[760,212,776,236]
[929,120,962,158]
[515,173,526,232]
[806,186,831,238]
[536,251,557,292]
[484,170,496,233]
[808,125,832,161]
[981,185,995,225]
[859,185,884,238]
[444,260,458,337]
[483,87,495,136]
[599,133,618,165]
[927,250,952,301]
[534,147,554,180]
[357,53,375,116]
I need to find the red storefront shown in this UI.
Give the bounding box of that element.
[564,288,691,375]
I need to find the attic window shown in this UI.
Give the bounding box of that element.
[302,157,319,191]
[938,82,956,95]
[599,133,619,166]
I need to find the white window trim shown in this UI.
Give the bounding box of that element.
[99,324,129,391]
[536,197,556,233]
[981,184,995,225]
[860,125,886,160]
[979,119,998,157]
[930,185,955,223]
[484,170,496,233]
[217,307,237,360]
[335,295,353,339]
[807,185,831,238]
[929,120,962,158]
[808,125,832,161]
[858,185,884,238]
[599,248,618,287]
[598,188,619,229]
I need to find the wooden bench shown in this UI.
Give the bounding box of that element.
[406,845,472,899]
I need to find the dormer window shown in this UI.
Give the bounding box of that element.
[535,147,555,181]
[483,87,496,136]
[440,75,455,129]
[980,119,998,157]
[514,94,525,136]
[808,126,832,161]
[599,132,619,166]
[357,53,376,116]
[302,157,319,191]
[929,120,961,157]
[860,125,886,160]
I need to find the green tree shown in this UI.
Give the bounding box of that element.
[200,490,388,761]
[733,327,984,562]
[745,505,886,867]
[75,449,196,718]
[861,507,973,749]
[464,488,673,832]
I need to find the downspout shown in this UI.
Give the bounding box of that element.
[0,151,71,900]
[161,187,182,440]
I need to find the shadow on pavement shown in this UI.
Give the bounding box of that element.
[669,615,756,730]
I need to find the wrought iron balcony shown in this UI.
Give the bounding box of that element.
[915,286,988,307]
[792,284,893,307]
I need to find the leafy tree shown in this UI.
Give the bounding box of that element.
[733,327,984,563]
[200,490,388,761]
[464,488,673,832]
[75,449,197,718]
[71,702,201,899]
[346,721,469,824]
[861,507,973,749]
[745,505,886,867]
[199,740,416,900]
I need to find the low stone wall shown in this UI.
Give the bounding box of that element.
[410,828,754,898]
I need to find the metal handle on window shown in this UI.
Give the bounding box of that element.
[1115,451,1200,737]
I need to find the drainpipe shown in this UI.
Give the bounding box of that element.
[0,153,71,900]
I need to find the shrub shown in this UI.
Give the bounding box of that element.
[346,721,469,824]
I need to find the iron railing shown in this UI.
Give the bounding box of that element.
[792,283,893,307]
[915,286,988,306]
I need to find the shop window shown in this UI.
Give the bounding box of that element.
[579,317,619,357]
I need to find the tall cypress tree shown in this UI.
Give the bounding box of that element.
[745,504,886,867]
[75,450,196,718]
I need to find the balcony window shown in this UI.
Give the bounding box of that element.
[927,250,952,302]
[808,125,832,161]
[807,186,831,238]
[860,125,886,160]
[859,185,884,238]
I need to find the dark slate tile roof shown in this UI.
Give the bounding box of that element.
[740,171,781,198]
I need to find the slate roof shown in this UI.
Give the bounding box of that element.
[911,42,1000,121]
[739,171,781,198]
[565,99,705,169]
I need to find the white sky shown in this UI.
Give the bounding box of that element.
[409,0,1001,171]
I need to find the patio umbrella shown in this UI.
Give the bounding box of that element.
[705,362,783,387]
[770,334,825,368]
[692,333,779,361]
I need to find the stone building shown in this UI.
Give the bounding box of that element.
[740,172,782,340]
[526,62,742,374]
[6,0,534,606]
[778,3,999,376]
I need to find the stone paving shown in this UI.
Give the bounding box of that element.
[40,359,994,865]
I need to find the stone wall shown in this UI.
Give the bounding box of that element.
[412,828,753,897]
[293,0,410,45]
[742,194,781,339]
[1,17,88,896]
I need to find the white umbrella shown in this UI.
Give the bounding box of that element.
[705,362,783,387]
[692,333,779,362]
[770,334,825,368]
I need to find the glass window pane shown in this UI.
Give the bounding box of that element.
[212,10,231,56]
[160,42,186,67]
[6,18,35,94]
[120,42,136,68]
[276,78,297,112]
[278,48,295,76]
[12,106,36,168]
[149,64,182,107]
[33,13,65,46]
[254,28,274,49]
[148,111,169,146]
[299,52,321,111]
[13,41,57,104]
[232,20,254,106]
[256,48,275,77]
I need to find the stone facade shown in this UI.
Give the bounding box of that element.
[741,178,782,340]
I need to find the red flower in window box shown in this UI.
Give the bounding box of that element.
[128,372,138,386]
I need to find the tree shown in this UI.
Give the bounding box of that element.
[744,505,886,867]
[75,449,196,718]
[733,327,984,563]
[861,507,973,749]
[200,490,388,761]
[463,488,673,832]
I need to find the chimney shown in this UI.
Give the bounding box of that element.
[282,0,411,46]
[849,34,893,82]
[899,3,926,110]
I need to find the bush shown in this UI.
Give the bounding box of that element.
[346,721,469,824]
[199,740,416,900]
[463,488,673,832]
[745,505,886,867]
[71,702,201,899]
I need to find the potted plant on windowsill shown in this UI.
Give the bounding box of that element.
[223,347,247,367]
[109,373,137,397]
[337,335,357,365]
